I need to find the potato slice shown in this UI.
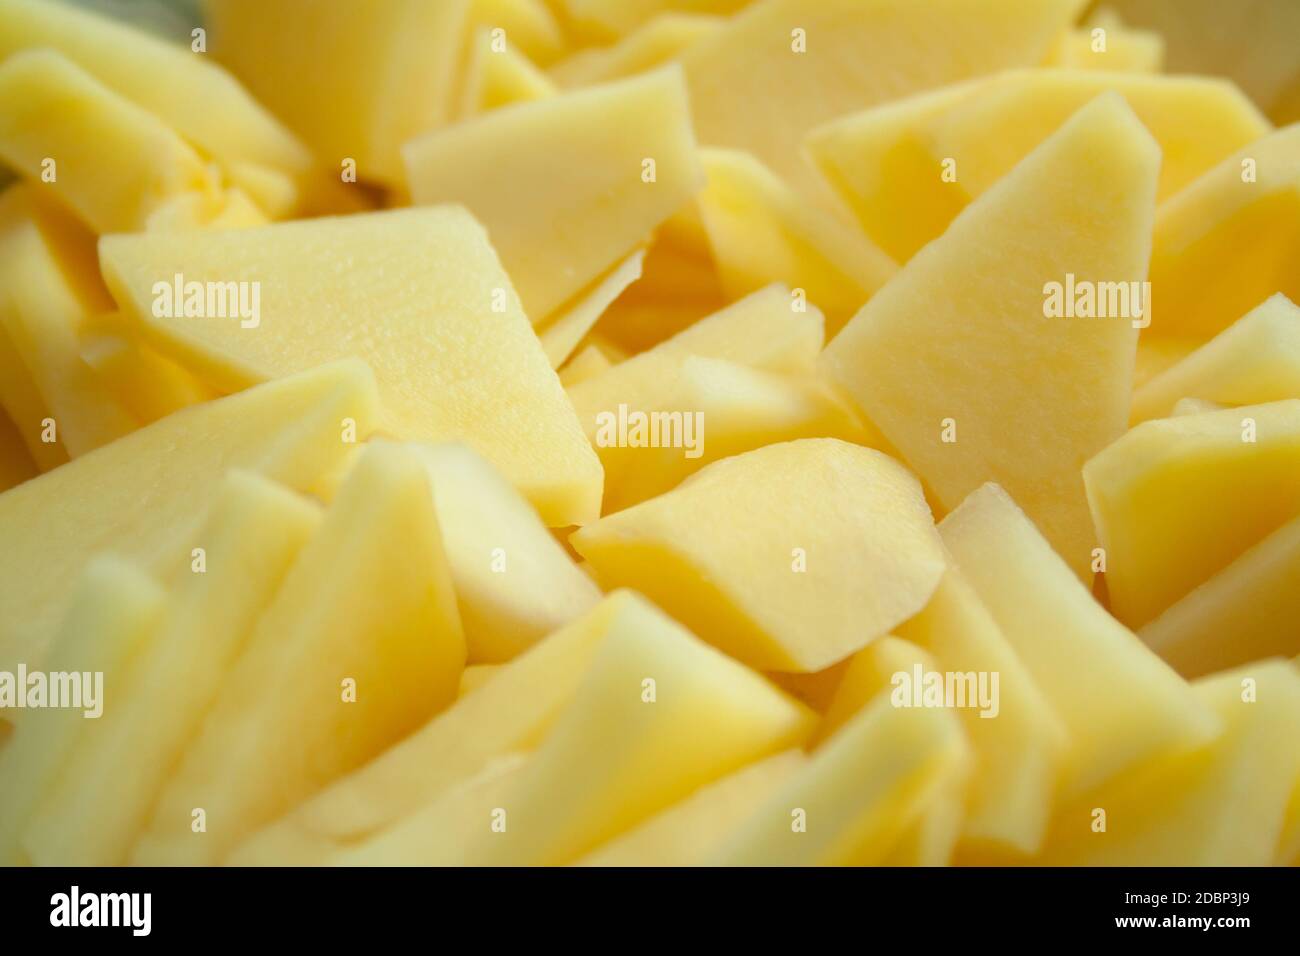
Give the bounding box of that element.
[0,50,218,233]
[205,0,471,185]
[1084,399,1300,628]
[1133,294,1300,422]
[0,558,166,865]
[808,71,1267,264]
[457,664,503,699]
[1037,659,1300,866]
[550,13,723,88]
[21,473,322,866]
[574,439,946,672]
[463,591,814,865]
[0,186,136,457]
[229,594,619,865]
[681,0,1084,192]
[457,27,557,119]
[404,66,703,323]
[711,689,970,866]
[576,750,807,866]
[1147,123,1300,340]
[0,0,312,182]
[940,483,1219,798]
[469,0,567,66]
[697,148,896,333]
[1042,26,1164,74]
[538,250,645,369]
[405,441,601,663]
[1141,512,1300,678]
[0,360,378,678]
[560,0,746,41]
[824,94,1158,577]
[133,443,465,866]
[897,570,1068,856]
[0,409,35,492]
[100,205,601,527]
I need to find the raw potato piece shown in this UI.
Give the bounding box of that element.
[939,484,1219,799]
[1038,660,1300,866]
[404,66,703,322]
[230,597,616,865]
[1147,124,1300,340]
[573,439,946,673]
[0,186,136,457]
[464,591,814,866]
[458,664,503,698]
[697,148,897,334]
[0,558,166,865]
[0,410,35,492]
[807,71,1267,264]
[205,0,471,184]
[596,356,874,514]
[0,0,312,185]
[0,50,217,233]
[469,0,567,66]
[576,750,808,866]
[813,635,940,747]
[1084,400,1300,628]
[1043,27,1164,73]
[457,28,557,119]
[561,0,747,41]
[0,360,378,678]
[712,691,970,866]
[897,571,1068,856]
[405,442,601,663]
[1140,513,1300,678]
[681,0,1085,191]
[79,315,217,426]
[823,94,1159,577]
[538,250,645,368]
[21,473,323,866]
[100,206,602,527]
[133,444,465,866]
[0,318,63,471]
[550,13,723,88]
[1132,294,1300,423]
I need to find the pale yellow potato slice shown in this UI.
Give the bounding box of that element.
[824,94,1158,577]
[573,439,946,673]
[1085,399,1300,628]
[456,27,557,119]
[550,13,723,88]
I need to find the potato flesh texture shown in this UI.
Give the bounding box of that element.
[0,319,63,471]
[562,0,747,41]
[897,571,1068,856]
[457,28,557,119]
[99,205,601,528]
[1132,336,1198,389]
[712,691,970,866]
[458,664,503,699]
[404,66,703,323]
[567,283,825,440]
[573,439,946,673]
[0,50,217,234]
[0,360,377,678]
[1084,400,1300,628]
[939,483,1219,799]
[79,317,218,426]
[0,409,36,492]
[1132,294,1300,422]
[1037,661,1300,866]
[681,0,1084,193]
[144,187,269,233]
[549,13,723,88]
[538,250,645,369]
[814,636,938,747]
[1146,123,1300,340]
[558,345,612,388]
[326,755,532,866]
[205,0,469,185]
[463,591,815,866]
[823,93,1157,579]
[228,596,616,866]
[404,441,600,664]
[1140,512,1300,679]
[808,71,1267,265]
[0,559,166,865]
[576,750,807,866]
[0,0,311,178]
[597,355,874,514]
[1042,27,1164,73]
[468,0,566,66]
[20,473,322,866]
[697,148,897,335]
[132,444,465,866]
